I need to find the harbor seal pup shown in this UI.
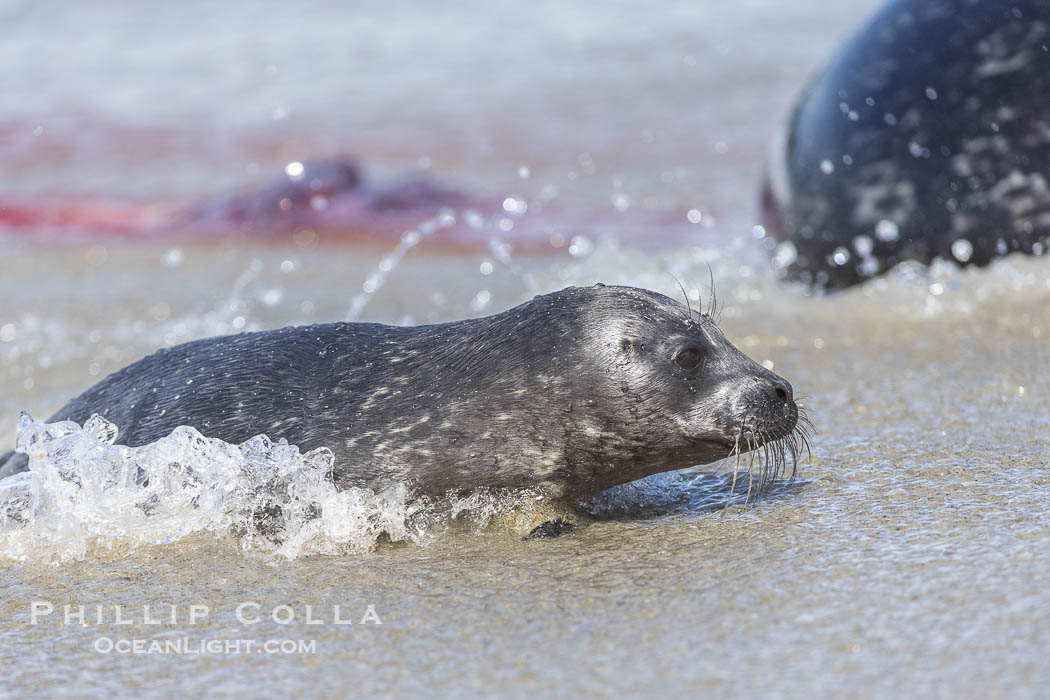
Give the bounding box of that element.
[0,285,805,535]
[762,0,1050,289]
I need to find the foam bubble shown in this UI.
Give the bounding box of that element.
[0,414,535,564]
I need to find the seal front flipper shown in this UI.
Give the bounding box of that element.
[488,496,584,539]
[524,519,576,540]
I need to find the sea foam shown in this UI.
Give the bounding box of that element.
[0,413,532,564]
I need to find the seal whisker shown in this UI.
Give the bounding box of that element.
[776,431,787,479]
[744,432,758,505]
[745,450,757,505]
[767,431,776,490]
[724,427,744,513]
[752,433,764,498]
[705,263,719,320]
[671,275,693,325]
[761,433,773,494]
[713,400,812,510]
[766,430,777,493]
[762,433,774,494]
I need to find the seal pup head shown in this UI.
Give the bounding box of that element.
[539,284,808,497]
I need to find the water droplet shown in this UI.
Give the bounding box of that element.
[568,236,594,257]
[686,209,703,224]
[951,238,974,262]
[875,220,900,242]
[858,257,880,277]
[84,414,119,444]
[471,290,492,311]
[260,288,284,307]
[284,161,304,180]
[502,196,527,215]
[772,241,798,269]
[852,235,874,256]
[163,248,184,268]
[150,303,170,321]
[820,160,835,174]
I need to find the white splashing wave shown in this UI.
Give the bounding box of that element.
[0,413,536,564]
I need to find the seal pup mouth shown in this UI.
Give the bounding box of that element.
[719,402,812,506]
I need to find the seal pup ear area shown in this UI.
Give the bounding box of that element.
[618,338,650,356]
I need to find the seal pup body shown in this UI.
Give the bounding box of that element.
[0,286,802,530]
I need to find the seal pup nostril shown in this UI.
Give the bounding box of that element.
[770,378,793,405]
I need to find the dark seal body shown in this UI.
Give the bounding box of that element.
[0,286,800,504]
[763,0,1050,289]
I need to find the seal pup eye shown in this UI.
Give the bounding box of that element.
[674,347,702,370]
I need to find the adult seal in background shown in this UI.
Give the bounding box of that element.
[762,0,1050,289]
[0,285,804,534]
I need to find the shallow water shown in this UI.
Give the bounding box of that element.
[4,0,1050,697]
